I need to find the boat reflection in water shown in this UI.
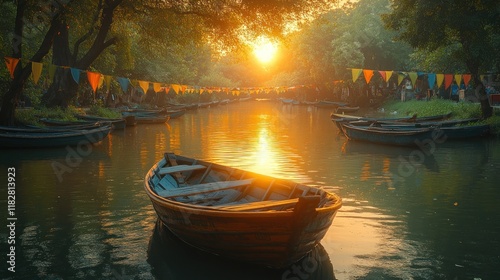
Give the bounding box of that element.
[147,219,336,280]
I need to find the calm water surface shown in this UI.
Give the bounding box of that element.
[1,100,500,280]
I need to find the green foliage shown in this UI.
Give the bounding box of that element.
[15,106,82,126]
[87,105,121,118]
[382,99,482,119]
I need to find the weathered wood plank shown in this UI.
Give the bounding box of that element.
[158,164,206,175]
[163,179,254,198]
[217,198,299,211]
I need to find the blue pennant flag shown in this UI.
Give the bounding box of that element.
[427,73,436,88]
[117,77,130,93]
[70,68,81,84]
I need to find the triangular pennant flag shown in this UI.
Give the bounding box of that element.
[153,82,162,93]
[363,69,374,84]
[454,74,462,86]
[31,62,43,85]
[427,73,436,88]
[48,63,57,80]
[70,68,81,84]
[117,77,130,93]
[444,74,453,90]
[4,57,20,79]
[463,74,471,86]
[171,84,180,94]
[181,85,187,93]
[87,71,101,93]
[378,71,386,82]
[163,85,170,94]
[397,73,406,86]
[351,68,362,82]
[436,74,445,88]
[138,80,149,94]
[385,71,394,82]
[103,75,111,91]
[98,75,104,89]
[408,72,418,87]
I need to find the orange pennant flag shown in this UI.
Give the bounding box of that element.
[363,69,374,84]
[153,83,162,93]
[31,62,43,85]
[444,74,453,90]
[351,68,362,82]
[4,57,20,79]
[87,72,101,93]
[171,84,180,94]
[138,80,149,94]
[463,74,471,86]
[436,74,445,88]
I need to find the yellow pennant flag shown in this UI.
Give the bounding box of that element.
[153,83,162,93]
[351,68,363,82]
[103,75,112,91]
[398,73,406,86]
[138,80,149,94]
[436,74,445,88]
[31,62,43,85]
[408,72,418,87]
[48,63,57,80]
[385,71,393,82]
[454,74,462,86]
[98,75,104,89]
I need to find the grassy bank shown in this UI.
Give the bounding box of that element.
[15,105,121,126]
[380,99,500,135]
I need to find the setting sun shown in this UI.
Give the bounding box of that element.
[252,37,278,64]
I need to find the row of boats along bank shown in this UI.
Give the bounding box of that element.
[331,111,491,146]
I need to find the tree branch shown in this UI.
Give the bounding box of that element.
[72,0,103,61]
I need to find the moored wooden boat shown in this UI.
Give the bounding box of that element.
[314,100,348,108]
[0,123,112,148]
[339,122,435,146]
[335,106,360,113]
[77,114,126,130]
[144,153,342,268]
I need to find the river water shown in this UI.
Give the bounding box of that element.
[1,100,499,280]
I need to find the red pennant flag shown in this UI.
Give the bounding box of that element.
[378,71,386,82]
[444,74,453,90]
[4,57,20,79]
[87,72,101,93]
[463,74,472,86]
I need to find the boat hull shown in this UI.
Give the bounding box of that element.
[340,123,435,146]
[144,155,342,268]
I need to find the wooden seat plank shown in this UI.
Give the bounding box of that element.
[216,198,299,211]
[158,164,206,175]
[163,179,254,198]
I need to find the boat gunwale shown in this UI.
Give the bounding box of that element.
[144,158,342,217]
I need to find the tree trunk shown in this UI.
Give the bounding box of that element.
[473,75,493,119]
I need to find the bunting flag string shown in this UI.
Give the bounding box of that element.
[3,56,497,98]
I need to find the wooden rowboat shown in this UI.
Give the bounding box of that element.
[144,153,342,268]
[339,122,435,146]
[0,123,112,148]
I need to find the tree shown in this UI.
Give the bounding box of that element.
[0,0,336,125]
[383,0,500,118]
